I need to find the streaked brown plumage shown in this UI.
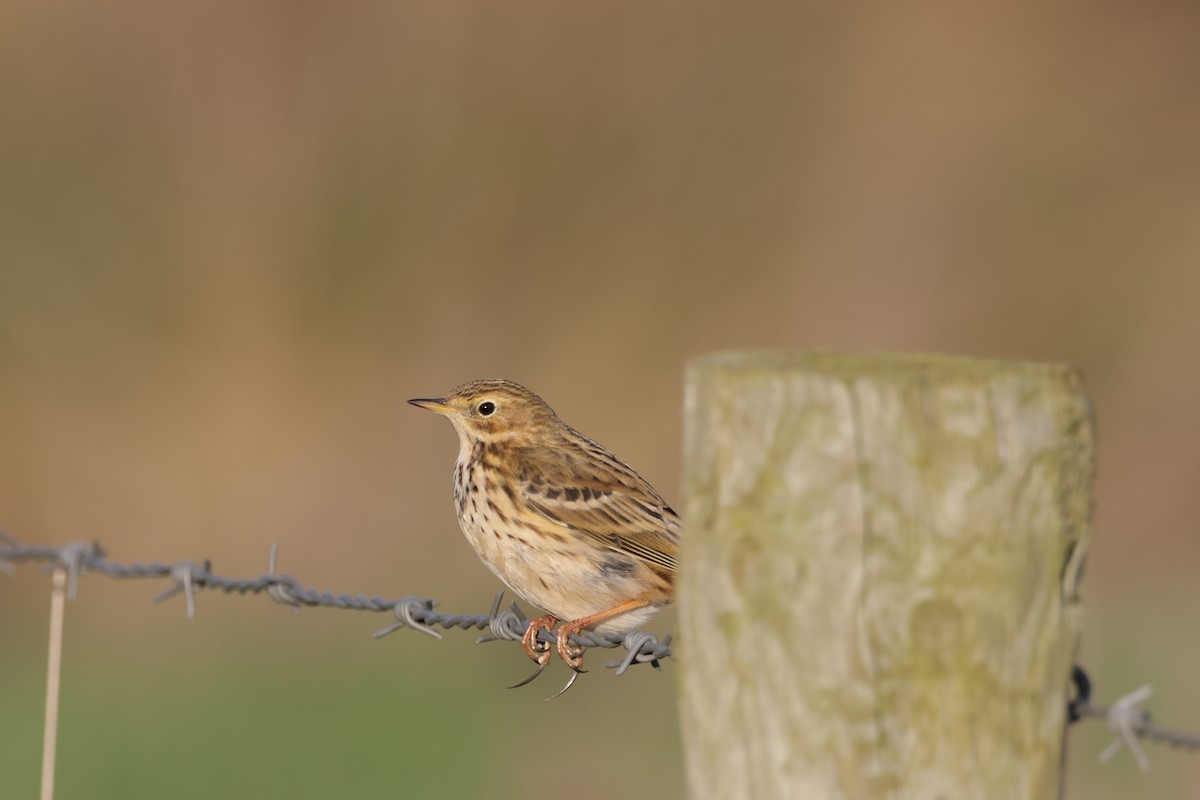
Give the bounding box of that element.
[409,379,679,678]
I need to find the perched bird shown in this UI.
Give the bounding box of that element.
[409,379,679,684]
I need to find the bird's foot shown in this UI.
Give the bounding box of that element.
[555,621,588,673]
[509,614,559,689]
[521,614,558,665]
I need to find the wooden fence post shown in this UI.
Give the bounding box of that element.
[678,352,1094,799]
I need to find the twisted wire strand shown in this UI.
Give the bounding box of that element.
[0,534,672,671]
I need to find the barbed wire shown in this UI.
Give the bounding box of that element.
[4,533,1200,769]
[0,532,671,675]
[1068,665,1200,771]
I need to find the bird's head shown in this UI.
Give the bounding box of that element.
[408,379,561,446]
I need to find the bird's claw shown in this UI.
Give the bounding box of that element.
[546,669,581,700]
[507,660,548,689]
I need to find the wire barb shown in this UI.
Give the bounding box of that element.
[1098,685,1155,771]
[373,597,441,640]
[55,540,101,601]
[264,544,305,609]
[607,631,669,675]
[476,591,528,645]
[152,561,209,619]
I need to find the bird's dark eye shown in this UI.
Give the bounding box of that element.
[477,401,496,416]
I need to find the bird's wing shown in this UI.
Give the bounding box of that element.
[517,447,680,574]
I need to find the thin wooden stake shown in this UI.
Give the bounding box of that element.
[41,568,67,800]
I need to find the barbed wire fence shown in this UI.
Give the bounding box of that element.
[0,532,672,672]
[2,532,1197,795]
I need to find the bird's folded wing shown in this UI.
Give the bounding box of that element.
[520,455,680,574]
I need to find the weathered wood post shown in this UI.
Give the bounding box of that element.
[679,352,1094,799]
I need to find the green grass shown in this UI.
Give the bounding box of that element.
[0,612,684,800]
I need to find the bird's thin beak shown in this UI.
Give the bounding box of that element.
[408,397,452,415]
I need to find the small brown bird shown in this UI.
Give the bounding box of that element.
[409,379,679,684]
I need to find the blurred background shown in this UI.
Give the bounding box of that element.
[1,1,1197,797]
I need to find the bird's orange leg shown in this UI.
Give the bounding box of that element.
[556,597,654,672]
[521,614,558,664]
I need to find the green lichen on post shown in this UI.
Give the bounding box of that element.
[678,351,1094,800]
